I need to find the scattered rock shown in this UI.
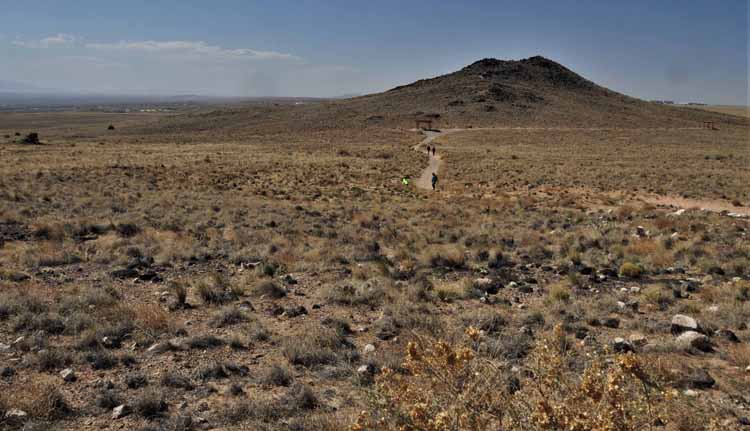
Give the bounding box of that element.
[111,268,139,279]
[671,314,700,335]
[101,336,119,349]
[678,368,715,389]
[5,271,30,282]
[0,343,11,353]
[676,331,712,352]
[474,277,501,294]
[283,305,308,318]
[60,368,76,382]
[138,270,162,282]
[112,404,131,419]
[267,304,284,316]
[739,417,750,426]
[681,279,700,292]
[717,328,739,343]
[628,333,648,347]
[374,317,398,341]
[146,342,174,355]
[281,274,298,285]
[363,344,376,354]
[357,364,375,377]
[4,409,27,420]
[612,337,634,353]
[603,318,620,328]
[590,317,620,328]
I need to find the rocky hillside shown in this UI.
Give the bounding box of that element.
[344,55,745,128]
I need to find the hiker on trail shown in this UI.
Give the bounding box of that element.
[426,145,431,155]
[401,176,409,187]
[432,146,436,156]
[431,172,438,190]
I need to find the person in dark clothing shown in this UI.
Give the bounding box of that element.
[432,146,436,156]
[426,145,431,155]
[431,172,438,190]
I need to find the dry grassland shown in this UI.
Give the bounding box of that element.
[0,111,748,430]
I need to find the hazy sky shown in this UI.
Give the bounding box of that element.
[0,0,747,104]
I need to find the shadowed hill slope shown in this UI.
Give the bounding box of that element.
[137,56,748,136]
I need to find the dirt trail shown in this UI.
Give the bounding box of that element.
[412,130,446,190]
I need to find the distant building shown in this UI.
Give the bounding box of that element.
[651,100,675,105]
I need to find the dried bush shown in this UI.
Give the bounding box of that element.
[195,273,238,305]
[0,377,71,421]
[354,326,688,431]
[210,307,249,327]
[282,324,354,367]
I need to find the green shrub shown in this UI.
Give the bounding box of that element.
[619,262,643,278]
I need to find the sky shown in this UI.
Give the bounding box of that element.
[0,0,747,104]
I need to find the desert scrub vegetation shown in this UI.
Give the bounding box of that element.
[282,322,357,368]
[434,278,477,302]
[619,262,643,278]
[353,326,700,431]
[194,272,242,304]
[421,244,466,269]
[546,280,572,303]
[0,377,71,422]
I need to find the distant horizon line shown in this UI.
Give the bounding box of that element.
[3,91,746,107]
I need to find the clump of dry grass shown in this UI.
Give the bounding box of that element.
[421,244,466,269]
[281,323,355,368]
[619,262,643,278]
[122,303,175,337]
[210,306,250,327]
[434,279,476,302]
[642,284,674,310]
[194,273,241,304]
[250,280,286,299]
[325,282,384,306]
[547,281,572,303]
